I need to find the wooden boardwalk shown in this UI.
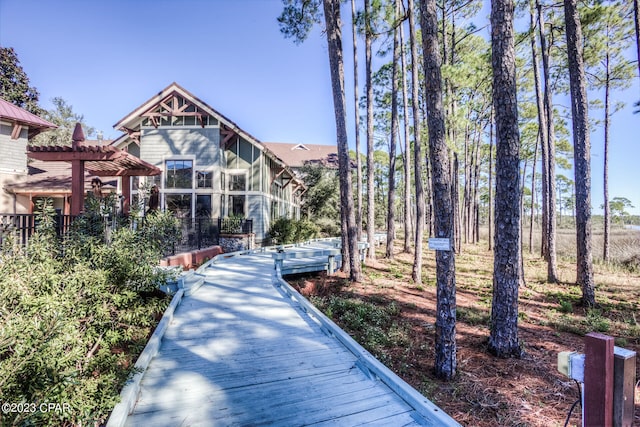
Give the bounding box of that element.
[119,241,459,426]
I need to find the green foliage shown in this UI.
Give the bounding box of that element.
[277,0,322,44]
[558,299,573,314]
[268,217,319,244]
[298,164,340,228]
[0,200,178,425]
[220,213,246,234]
[605,197,635,224]
[311,295,407,357]
[0,47,42,115]
[586,309,611,333]
[457,306,491,326]
[30,97,97,146]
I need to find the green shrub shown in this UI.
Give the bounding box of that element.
[268,217,319,244]
[310,296,407,356]
[0,199,178,425]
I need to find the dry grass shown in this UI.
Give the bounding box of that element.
[289,228,640,427]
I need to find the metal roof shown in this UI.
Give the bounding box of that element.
[0,97,56,130]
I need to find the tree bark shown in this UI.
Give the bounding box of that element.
[323,0,361,282]
[489,0,523,358]
[385,1,400,260]
[488,112,494,251]
[420,0,457,380]
[528,0,544,255]
[635,0,640,85]
[603,55,611,263]
[365,0,376,261]
[564,0,596,307]
[536,0,558,282]
[409,0,425,284]
[400,13,413,254]
[351,0,363,244]
[530,133,539,253]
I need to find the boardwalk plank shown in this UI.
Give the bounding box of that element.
[120,241,458,427]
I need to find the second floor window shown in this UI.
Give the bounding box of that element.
[229,173,246,191]
[165,160,193,189]
[197,170,213,188]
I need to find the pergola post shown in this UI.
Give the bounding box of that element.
[71,123,86,216]
[121,175,131,215]
[71,159,85,216]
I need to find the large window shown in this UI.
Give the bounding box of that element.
[165,160,193,189]
[229,173,246,191]
[229,195,245,217]
[196,195,212,217]
[196,170,213,188]
[165,194,192,218]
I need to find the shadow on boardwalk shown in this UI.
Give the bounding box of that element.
[114,242,459,426]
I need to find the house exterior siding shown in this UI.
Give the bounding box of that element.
[0,122,31,213]
[113,83,303,244]
[0,122,29,174]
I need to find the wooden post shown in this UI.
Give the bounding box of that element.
[70,122,86,216]
[613,347,636,427]
[584,332,614,427]
[71,159,85,216]
[328,254,335,275]
[121,175,131,215]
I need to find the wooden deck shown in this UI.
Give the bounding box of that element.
[117,241,459,426]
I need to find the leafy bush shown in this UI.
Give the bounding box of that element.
[0,199,179,425]
[311,295,408,356]
[268,217,319,245]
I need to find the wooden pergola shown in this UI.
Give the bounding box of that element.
[27,123,161,216]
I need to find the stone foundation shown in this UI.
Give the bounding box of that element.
[219,233,255,253]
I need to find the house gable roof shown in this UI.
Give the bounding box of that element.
[112,82,263,148]
[0,97,57,138]
[261,142,340,169]
[111,83,305,190]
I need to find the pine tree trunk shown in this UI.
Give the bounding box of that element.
[386,4,400,260]
[409,0,425,284]
[530,133,539,253]
[564,0,596,307]
[536,0,558,282]
[603,57,611,263]
[489,0,523,358]
[473,130,481,244]
[529,0,544,255]
[635,0,640,83]
[536,0,549,260]
[463,126,470,244]
[351,0,363,244]
[488,114,494,251]
[323,0,361,282]
[420,0,456,380]
[400,17,413,254]
[365,0,376,261]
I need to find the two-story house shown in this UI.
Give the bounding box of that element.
[110,83,305,244]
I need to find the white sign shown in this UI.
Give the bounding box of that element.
[428,238,451,251]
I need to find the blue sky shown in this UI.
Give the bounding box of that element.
[1,0,638,215]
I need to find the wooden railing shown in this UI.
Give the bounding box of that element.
[0,213,75,247]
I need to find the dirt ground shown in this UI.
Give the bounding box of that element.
[287,245,640,427]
